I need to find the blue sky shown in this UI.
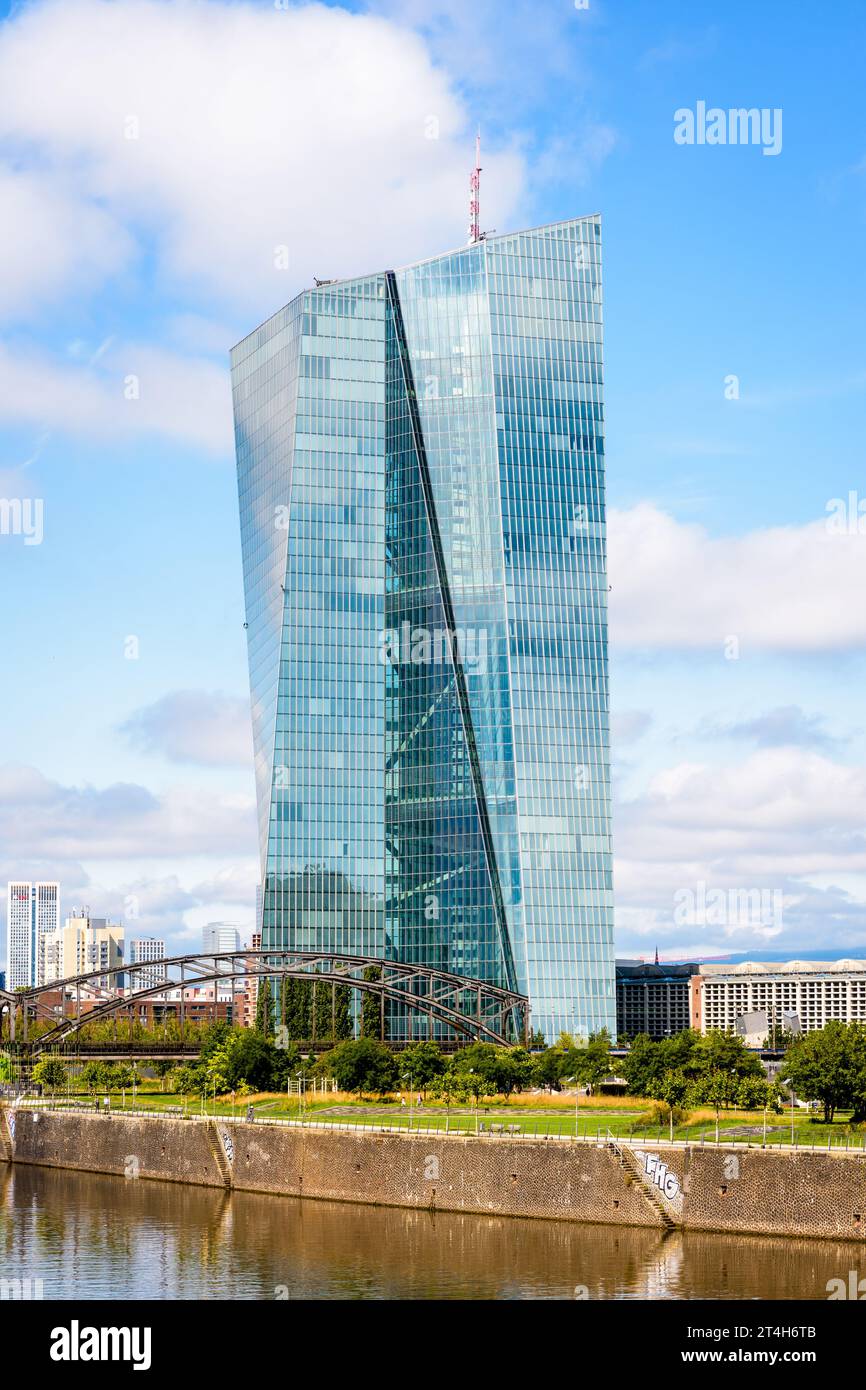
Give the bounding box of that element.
[1,0,865,964]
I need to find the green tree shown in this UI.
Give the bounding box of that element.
[505,1047,535,1093]
[736,1075,780,1112]
[450,1043,531,1098]
[848,1026,866,1122]
[279,975,290,1029]
[652,1068,691,1110]
[284,978,313,1041]
[270,1039,302,1090]
[105,1063,135,1091]
[172,1064,205,1096]
[428,1063,476,1129]
[202,1045,233,1096]
[32,1057,67,1094]
[625,1031,702,1096]
[151,1059,175,1092]
[360,967,383,1040]
[79,1061,109,1094]
[570,1029,613,1095]
[686,1069,735,1141]
[690,1029,764,1082]
[224,1030,280,1091]
[333,984,353,1040]
[532,1046,565,1091]
[428,1064,464,1106]
[199,1020,232,1061]
[401,1041,445,1091]
[453,1043,503,1092]
[322,1038,397,1097]
[782,1020,862,1123]
[255,978,274,1039]
[313,979,334,1043]
[460,1067,487,1106]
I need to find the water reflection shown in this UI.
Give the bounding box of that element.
[0,1165,863,1301]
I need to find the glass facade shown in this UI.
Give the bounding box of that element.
[231,217,615,1041]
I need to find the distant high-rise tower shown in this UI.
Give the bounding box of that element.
[232,216,614,1042]
[6,881,59,989]
[202,923,241,955]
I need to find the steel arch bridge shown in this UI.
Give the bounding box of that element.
[0,951,528,1054]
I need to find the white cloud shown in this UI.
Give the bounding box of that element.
[120,690,252,767]
[636,28,718,72]
[609,503,866,652]
[0,340,232,453]
[614,747,866,954]
[0,763,255,861]
[190,863,259,909]
[703,705,840,751]
[0,164,133,319]
[612,709,652,745]
[0,867,258,963]
[0,0,526,316]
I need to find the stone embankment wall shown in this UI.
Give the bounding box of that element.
[3,1108,865,1241]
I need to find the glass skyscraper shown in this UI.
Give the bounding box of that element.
[231,217,615,1042]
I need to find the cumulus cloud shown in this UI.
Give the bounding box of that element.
[371,0,591,105]
[615,882,866,963]
[703,705,840,751]
[0,870,259,961]
[0,164,133,320]
[612,709,652,745]
[120,690,253,767]
[0,763,255,861]
[614,747,866,955]
[0,0,526,318]
[0,340,232,454]
[112,874,198,923]
[609,503,866,652]
[190,863,260,910]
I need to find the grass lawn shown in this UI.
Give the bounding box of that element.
[30,1086,866,1149]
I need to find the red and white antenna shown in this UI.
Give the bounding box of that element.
[468,128,481,244]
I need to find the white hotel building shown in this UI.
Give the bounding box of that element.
[128,938,166,990]
[694,960,866,1035]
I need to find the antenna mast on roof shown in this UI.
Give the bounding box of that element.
[468,129,481,244]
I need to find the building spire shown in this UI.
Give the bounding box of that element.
[468,128,481,244]
[654,945,659,965]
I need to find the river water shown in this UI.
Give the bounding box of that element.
[1,1163,862,1300]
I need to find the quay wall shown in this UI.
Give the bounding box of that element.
[3,1108,865,1241]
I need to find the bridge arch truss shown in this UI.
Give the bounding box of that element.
[1,951,528,1054]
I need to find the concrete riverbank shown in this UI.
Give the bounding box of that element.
[2,1106,865,1241]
